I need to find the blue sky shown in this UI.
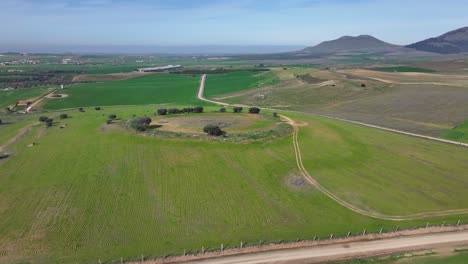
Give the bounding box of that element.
[1,0,468,48]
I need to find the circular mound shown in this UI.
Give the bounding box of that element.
[46,93,69,99]
[152,113,275,134]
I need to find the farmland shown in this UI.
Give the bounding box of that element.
[371,66,436,73]
[42,74,202,109]
[214,68,468,136]
[203,71,279,98]
[0,105,468,263]
[0,87,53,109]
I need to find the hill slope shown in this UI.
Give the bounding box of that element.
[300,35,408,54]
[406,27,468,54]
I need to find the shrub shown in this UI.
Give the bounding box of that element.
[0,119,2,125]
[248,107,261,114]
[45,118,53,127]
[220,108,226,113]
[273,112,278,118]
[157,109,167,115]
[95,107,101,110]
[182,108,194,113]
[106,120,113,125]
[193,106,204,113]
[233,107,243,113]
[59,114,68,119]
[361,83,366,88]
[168,108,181,114]
[109,114,117,120]
[203,124,225,136]
[129,116,152,132]
[78,107,85,112]
[39,116,48,122]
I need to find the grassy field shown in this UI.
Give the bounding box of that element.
[441,120,468,143]
[204,71,279,98]
[42,74,203,109]
[0,87,53,109]
[0,106,468,263]
[292,113,468,215]
[371,66,436,73]
[218,68,468,136]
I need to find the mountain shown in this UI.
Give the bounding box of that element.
[300,35,409,54]
[406,27,468,54]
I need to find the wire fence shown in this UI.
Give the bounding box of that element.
[95,219,467,264]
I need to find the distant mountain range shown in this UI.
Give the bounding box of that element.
[299,27,468,55]
[406,27,468,54]
[300,35,409,54]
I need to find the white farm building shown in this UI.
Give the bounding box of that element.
[137,65,182,72]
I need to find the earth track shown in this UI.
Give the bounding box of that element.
[197,74,468,220]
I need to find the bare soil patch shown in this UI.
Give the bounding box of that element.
[45,93,68,99]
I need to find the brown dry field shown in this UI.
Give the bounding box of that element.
[72,72,154,82]
[219,69,468,136]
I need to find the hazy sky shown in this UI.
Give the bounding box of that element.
[1,0,468,48]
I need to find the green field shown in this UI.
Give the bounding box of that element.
[1,106,468,263]
[204,71,279,97]
[294,113,468,215]
[0,87,52,109]
[441,120,468,143]
[371,66,436,73]
[42,74,202,109]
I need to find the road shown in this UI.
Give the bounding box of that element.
[188,230,468,264]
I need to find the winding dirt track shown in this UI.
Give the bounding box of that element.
[197,74,468,220]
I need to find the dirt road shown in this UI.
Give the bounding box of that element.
[188,230,468,264]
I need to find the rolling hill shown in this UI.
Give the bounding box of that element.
[406,27,468,54]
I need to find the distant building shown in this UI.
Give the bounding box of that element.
[137,65,182,72]
[15,101,31,107]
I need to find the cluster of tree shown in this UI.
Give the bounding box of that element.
[95,107,101,111]
[38,116,53,127]
[129,116,152,131]
[59,114,68,119]
[0,74,71,89]
[248,107,261,114]
[78,108,85,112]
[203,124,226,136]
[157,106,204,115]
[233,107,243,113]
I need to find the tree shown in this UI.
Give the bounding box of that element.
[0,119,2,125]
[220,107,226,113]
[95,107,101,110]
[39,116,48,122]
[78,107,85,112]
[168,108,181,114]
[157,108,167,115]
[249,107,261,114]
[139,117,152,125]
[203,124,225,136]
[193,106,204,113]
[361,83,366,88]
[106,120,113,125]
[59,114,68,119]
[273,112,278,118]
[108,114,117,120]
[45,118,53,127]
[233,107,243,113]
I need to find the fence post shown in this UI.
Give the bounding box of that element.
[379,227,383,234]
[426,222,429,229]
[183,249,186,256]
[442,221,446,227]
[457,220,461,226]
[202,246,205,254]
[121,257,123,264]
[363,229,367,235]
[347,232,351,238]
[330,234,334,240]
[395,226,399,232]
[240,241,243,249]
[313,236,316,241]
[221,243,224,253]
[141,254,144,262]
